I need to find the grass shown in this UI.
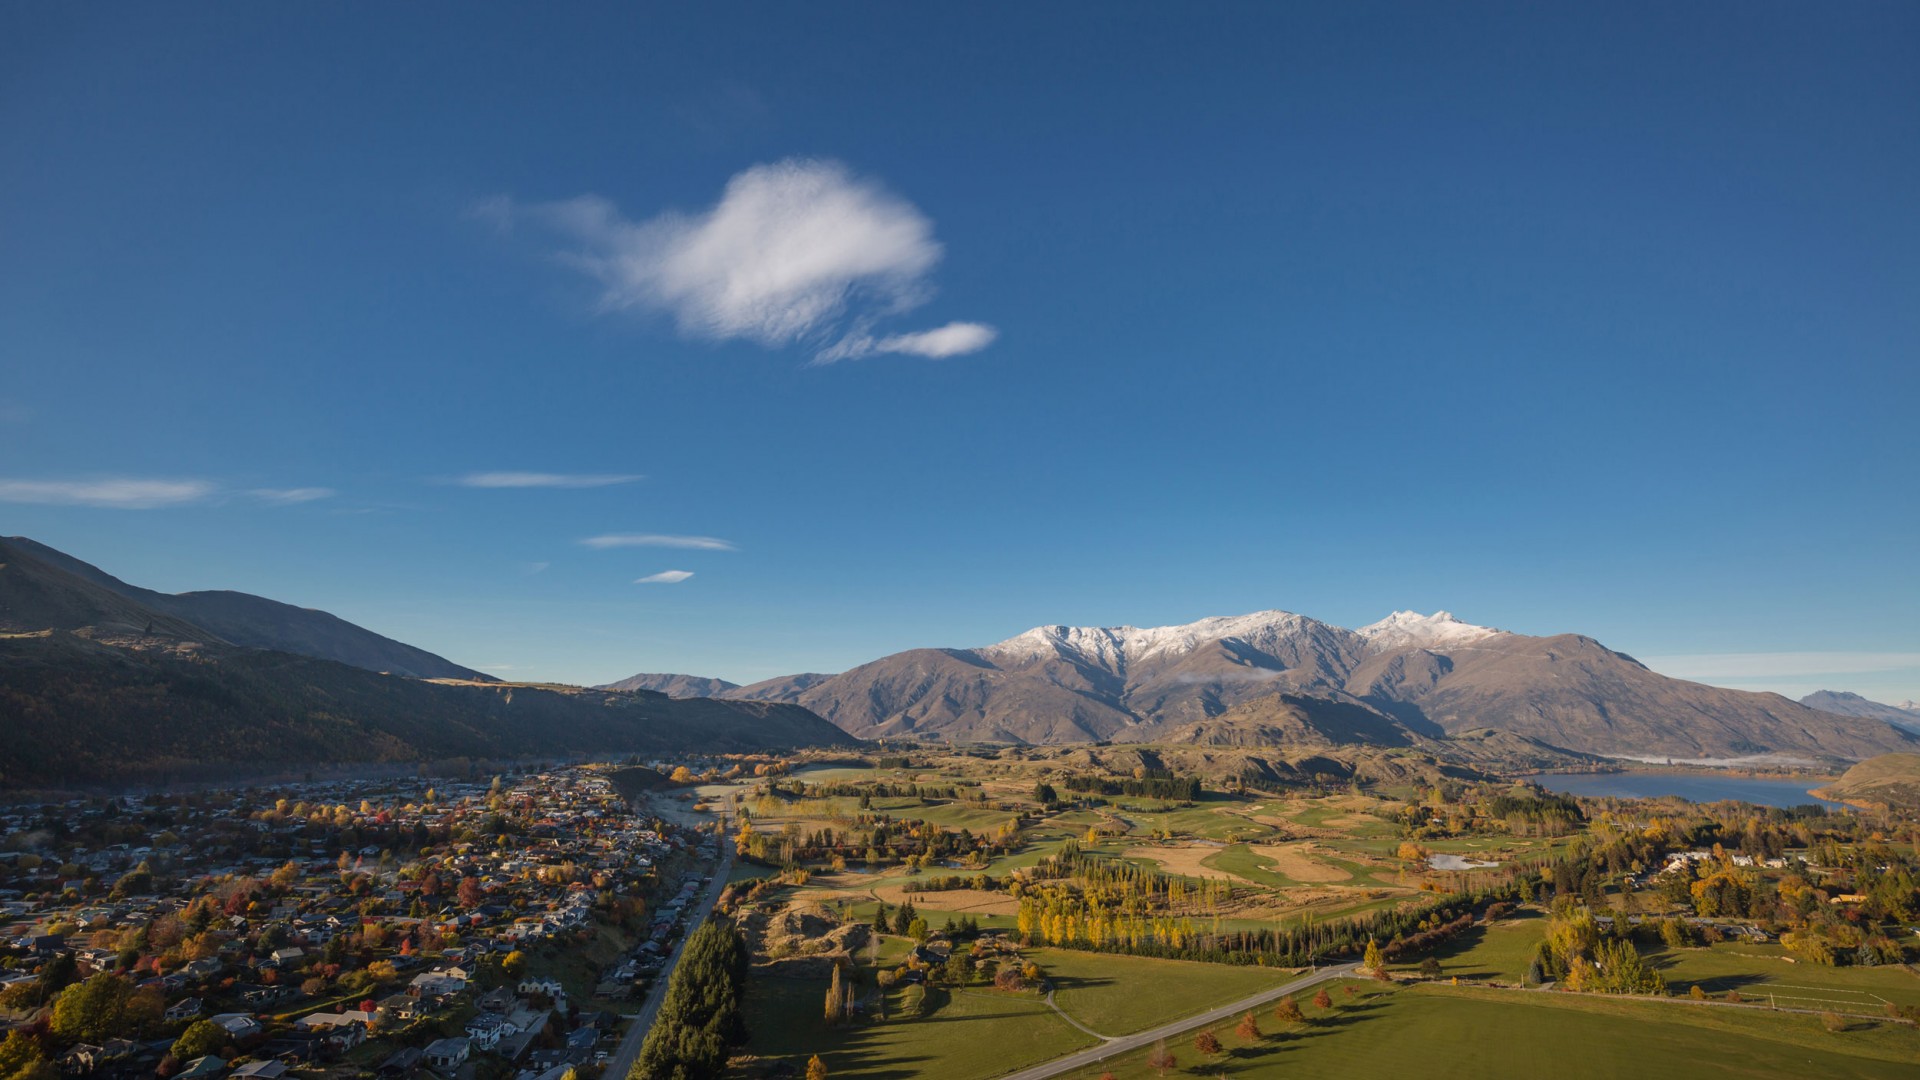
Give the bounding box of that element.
[1389,909,1547,983]
[1033,948,1294,1036]
[1200,844,1298,887]
[1050,980,1920,1080]
[1647,941,1920,1011]
[739,971,1094,1080]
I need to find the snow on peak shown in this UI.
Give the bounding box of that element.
[1358,610,1502,653]
[982,610,1321,669]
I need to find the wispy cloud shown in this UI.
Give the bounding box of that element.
[527,561,551,575]
[0,478,217,509]
[816,321,999,363]
[0,477,341,510]
[458,472,642,489]
[248,487,335,505]
[581,534,737,551]
[1643,652,1920,679]
[486,158,996,362]
[635,570,695,584]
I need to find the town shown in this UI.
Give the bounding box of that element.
[0,766,727,1080]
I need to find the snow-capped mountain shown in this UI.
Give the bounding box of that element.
[982,610,1346,672]
[622,607,1920,761]
[1357,610,1504,653]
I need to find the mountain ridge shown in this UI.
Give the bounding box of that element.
[609,609,1915,761]
[2,536,489,680]
[0,538,855,789]
[1801,690,1920,733]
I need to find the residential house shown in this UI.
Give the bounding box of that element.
[177,1058,227,1080]
[424,1038,470,1072]
[209,1014,264,1040]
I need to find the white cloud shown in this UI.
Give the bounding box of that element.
[0,478,216,509]
[459,472,642,489]
[527,561,551,575]
[581,534,737,551]
[1643,652,1920,679]
[495,158,996,361]
[816,321,999,363]
[249,487,335,505]
[635,570,695,584]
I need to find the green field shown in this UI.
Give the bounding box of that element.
[739,971,1094,1080]
[1049,981,1920,1080]
[1648,941,1920,1012]
[1389,909,1548,983]
[1032,949,1295,1036]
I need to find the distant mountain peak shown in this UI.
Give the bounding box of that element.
[981,610,1327,668]
[1357,610,1502,652]
[1801,690,1920,733]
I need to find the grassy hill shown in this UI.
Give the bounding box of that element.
[1815,752,1920,808]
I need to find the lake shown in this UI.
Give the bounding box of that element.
[1517,770,1846,810]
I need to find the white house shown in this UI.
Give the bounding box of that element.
[208,1014,263,1040]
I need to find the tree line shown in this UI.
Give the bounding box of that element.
[633,919,749,1080]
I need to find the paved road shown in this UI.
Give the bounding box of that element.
[997,962,1362,1080]
[601,846,735,1080]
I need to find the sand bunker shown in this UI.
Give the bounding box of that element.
[1130,844,1242,881]
[1247,842,1352,883]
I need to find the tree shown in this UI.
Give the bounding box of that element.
[943,951,971,986]
[1273,996,1303,1024]
[906,917,928,943]
[1312,988,1332,1010]
[824,965,845,1026]
[1146,1040,1176,1076]
[0,1032,56,1080]
[1192,1029,1221,1058]
[670,767,697,784]
[51,974,137,1043]
[170,1021,225,1062]
[634,919,750,1080]
[1362,937,1385,975]
[1235,1011,1260,1042]
[806,1055,829,1080]
[502,951,526,978]
[457,876,482,909]
[1418,956,1442,979]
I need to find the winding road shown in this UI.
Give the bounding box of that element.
[996,962,1362,1080]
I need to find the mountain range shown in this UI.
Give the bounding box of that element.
[611,610,1917,761]
[6,533,1914,786]
[0,537,851,788]
[1800,690,1920,733]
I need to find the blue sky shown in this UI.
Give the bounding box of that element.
[3,4,1916,700]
